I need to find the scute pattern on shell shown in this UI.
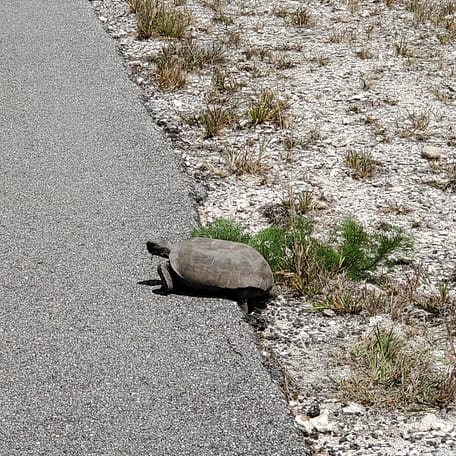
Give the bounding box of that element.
[169,237,274,291]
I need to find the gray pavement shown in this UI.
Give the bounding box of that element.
[0,1,308,454]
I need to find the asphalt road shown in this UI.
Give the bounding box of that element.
[0,1,308,454]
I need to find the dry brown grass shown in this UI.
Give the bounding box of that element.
[340,325,456,409]
[223,141,270,176]
[154,55,186,90]
[406,0,456,30]
[126,0,143,13]
[135,0,193,39]
[396,109,432,139]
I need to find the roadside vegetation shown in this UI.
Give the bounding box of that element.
[192,213,412,299]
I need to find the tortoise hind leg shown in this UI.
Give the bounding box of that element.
[238,288,269,314]
[157,261,174,295]
[237,289,250,314]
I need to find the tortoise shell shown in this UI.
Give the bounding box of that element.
[169,237,274,292]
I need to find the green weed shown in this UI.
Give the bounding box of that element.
[331,219,412,280]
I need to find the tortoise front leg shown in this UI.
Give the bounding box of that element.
[157,261,174,295]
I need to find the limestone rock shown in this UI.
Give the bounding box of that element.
[414,413,454,433]
[342,402,366,415]
[421,146,442,160]
[296,409,336,435]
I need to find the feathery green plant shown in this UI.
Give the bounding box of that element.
[192,218,251,244]
[193,216,412,290]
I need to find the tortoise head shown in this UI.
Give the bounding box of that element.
[146,241,171,259]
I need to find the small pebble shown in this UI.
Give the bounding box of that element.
[307,401,321,418]
[421,146,442,160]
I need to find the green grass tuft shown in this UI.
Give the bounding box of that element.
[246,89,289,127]
[192,218,251,244]
[340,325,456,408]
[198,105,232,138]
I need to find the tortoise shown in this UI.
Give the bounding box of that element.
[146,237,274,312]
